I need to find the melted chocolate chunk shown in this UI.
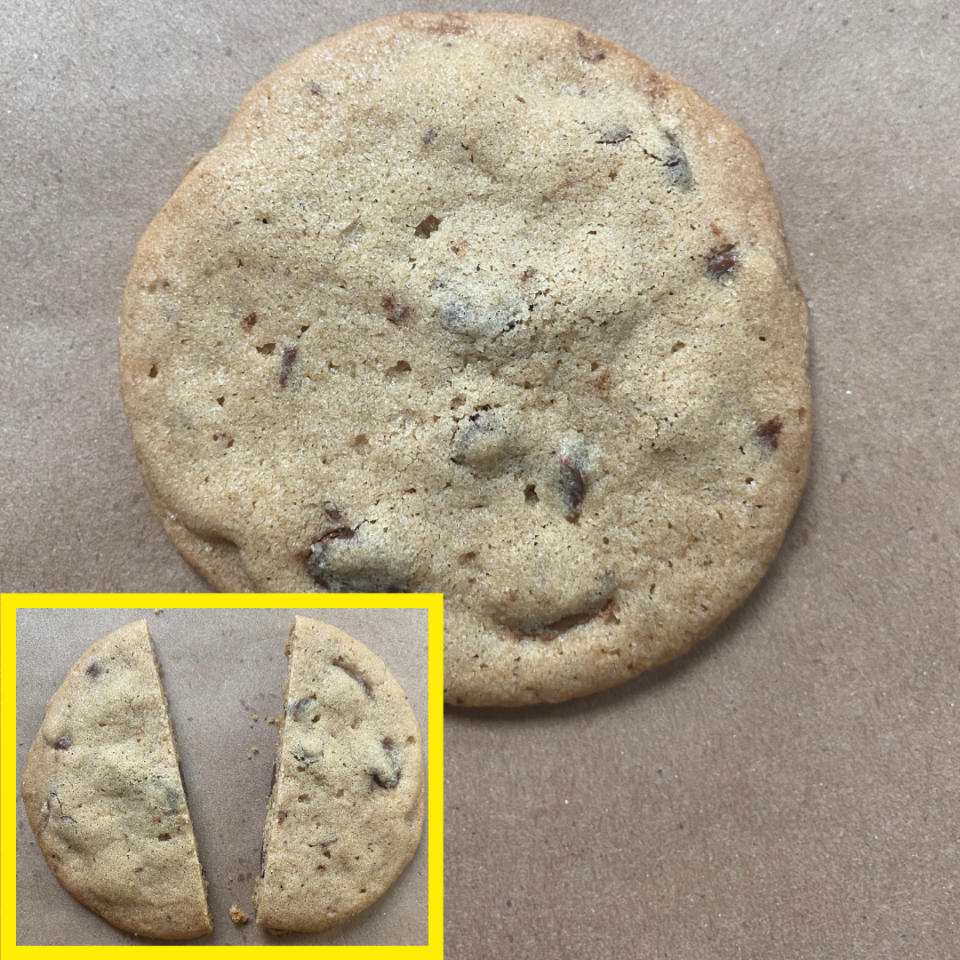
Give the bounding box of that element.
[521,597,617,641]
[279,346,298,386]
[292,743,321,765]
[333,661,373,698]
[755,417,783,449]
[381,295,411,324]
[707,245,741,278]
[597,125,631,144]
[414,214,442,238]
[314,527,355,549]
[663,131,693,191]
[559,455,586,521]
[371,739,402,790]
[288,696,317,721]
[575,30,606,62]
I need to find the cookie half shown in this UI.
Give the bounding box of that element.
[120,13,811,705]
[20,621,212,940]
[254,617,425,933]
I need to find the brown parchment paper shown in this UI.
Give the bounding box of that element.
[2,1,959,957]
[15,608,428,945]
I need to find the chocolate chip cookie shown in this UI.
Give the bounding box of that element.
[20,621,212,939]
[120,13,811,705]
[255,617,424,933]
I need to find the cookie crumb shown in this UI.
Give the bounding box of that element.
[229,906,249,925]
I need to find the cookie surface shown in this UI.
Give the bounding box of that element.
[120,13,811,706]
[20,621,212,940]
[254,617,424,933]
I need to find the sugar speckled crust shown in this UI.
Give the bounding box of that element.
[120,13,811,706]
[20,621,212,940]
[254,617,424,933]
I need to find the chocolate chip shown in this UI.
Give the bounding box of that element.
[597,125,631,144]
[333,661,373,698]
[85,662,101,678]
[755,417,783,449]
[309,82,323,96]
[277,810,288,824]
[157,832,172,841]
[279,346,298,387]
[320,837,338,848]
[53,736,72,751]
[559,455,586,521]
[422,127,438,145]
[520,267,537,281]
[371,739,401,790]
[575,30,606,62]
[381,295,411,324]
[323,503,342,521]
[414,214,441,238]
[240,311,257,332]
[707,245,740,278]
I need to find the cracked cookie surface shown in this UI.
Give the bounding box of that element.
[254,617,424,933]
[120,13,811,705]
[20,621,212,939]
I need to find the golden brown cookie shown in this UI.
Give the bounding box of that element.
[254,617,424,933]
[20,621,212,939]
[120,13,810,706]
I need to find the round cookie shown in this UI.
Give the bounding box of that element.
[255,617,424,933]
[20,621,212,940]
[120,13,811,706]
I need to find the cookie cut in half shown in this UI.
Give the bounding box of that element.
[20,621,212,940]
[255,617,425,933]
[120,13,811,706]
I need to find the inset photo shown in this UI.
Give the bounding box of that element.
[5,597,442,952]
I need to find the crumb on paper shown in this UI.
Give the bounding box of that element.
[252,745,259,753]
[227,875,234,885]
[253,714,259,721]
[229,905,249,925]
[154,609,163,615]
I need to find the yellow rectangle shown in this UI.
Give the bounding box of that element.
[2,592,443,957]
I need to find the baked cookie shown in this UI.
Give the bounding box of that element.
[20,621,212,940]
[120,13,811,706]
[254,617,424,933]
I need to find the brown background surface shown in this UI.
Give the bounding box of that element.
[15,607,428,945]
[2,1,958,957]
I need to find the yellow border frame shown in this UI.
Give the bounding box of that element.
[1,593,444,956]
